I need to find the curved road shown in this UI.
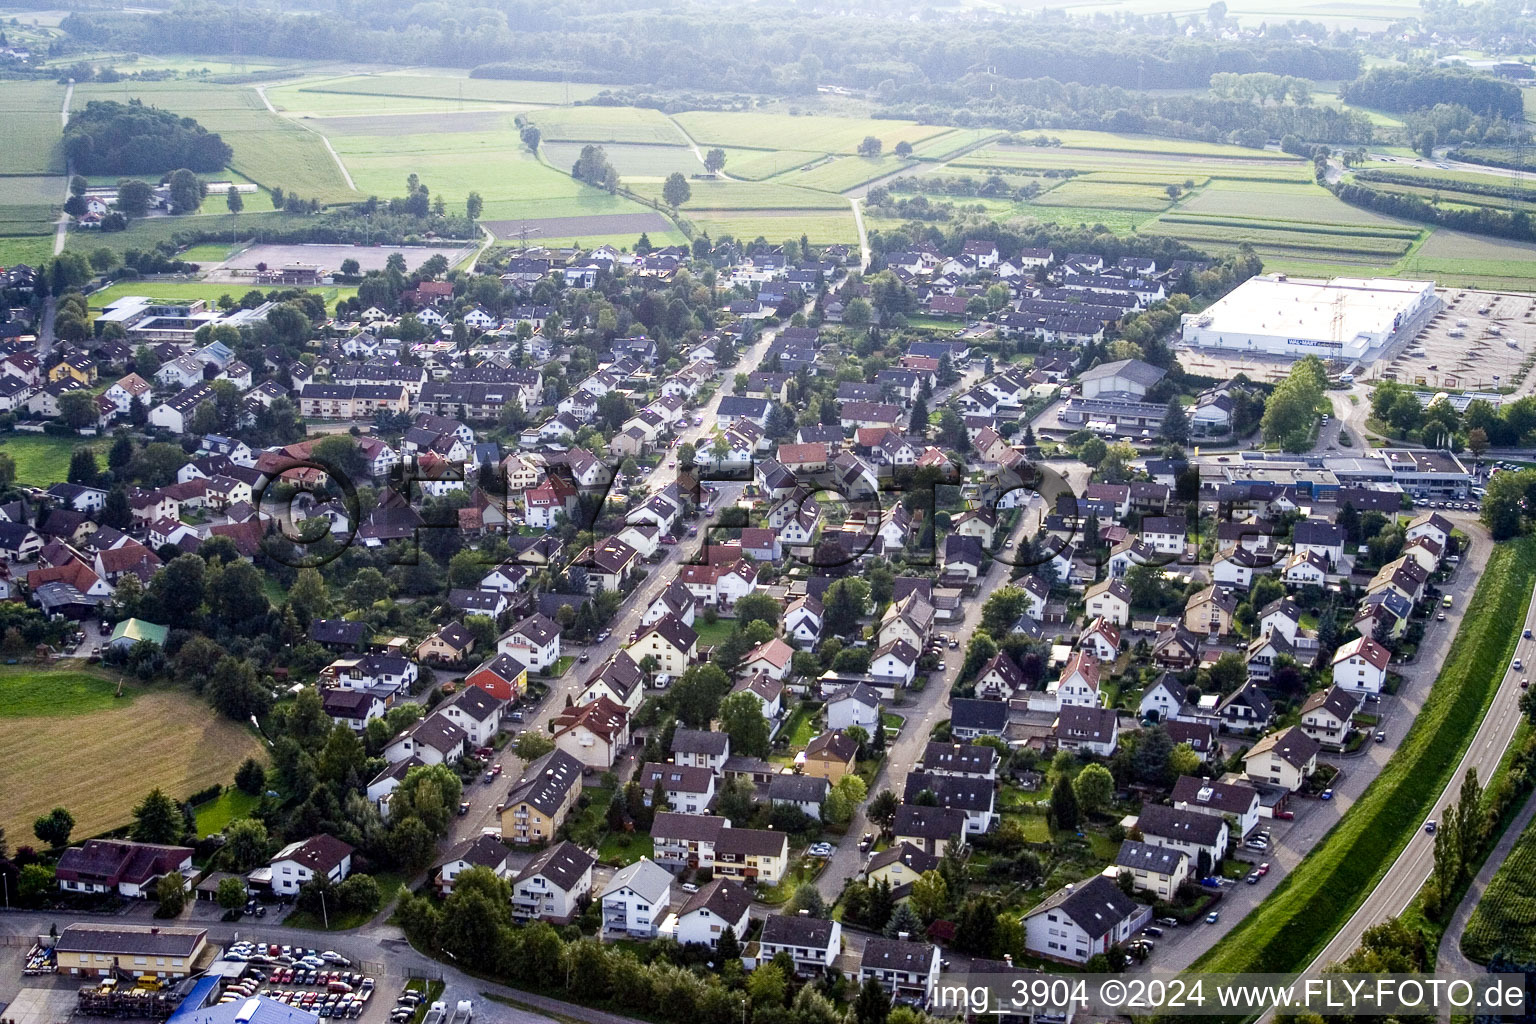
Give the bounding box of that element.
[1301,535,1536,975]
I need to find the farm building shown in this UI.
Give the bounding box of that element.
[1180,275,1436,360]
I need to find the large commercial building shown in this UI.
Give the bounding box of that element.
[1181,276,1436,360]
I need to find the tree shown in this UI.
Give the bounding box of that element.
[1050,772,1080,830]
[715,921,741,960]
[883,901,924,939]
[733,592,780,633]
[858,136,883,158]
[854,978,890,1024]
[32,807,74,848]
[718,690,771,758]
[131,788,185,845]
[748,961,787,1009]
[339,258,360,276]
[155,871,187,917]
[705,148,726,174]
[662,172,692,208]
[1073,763,1115,816]
[58,390,96,430]
[515,731,555,761]
[287,568,330,626]
[116,179,153,217]
[388,816,437,872]
[868,789,899,828]
[466,191,483,220]
[825,773,868,824]
[226,185,243,216]
[0,452,13,488]
[909,869,949,921]
[894,140,913,158]
[786,883,827,917]
[337,873,381,914]
[223,818,270,870]
[1162,398,1190,445]
[167,168,204,214]
[216,875,248,913]
[67,447,100,486]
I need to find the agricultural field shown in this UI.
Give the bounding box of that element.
[685,208,859,245]
[1036,129,1307,160]
[525,106,689,146]
[1396,229,1536,292]
[0,235,54,265]
[287,72,606,107]
[305,110,518,138]
[630,180,847,210]
[952,141,1314,181]
[71,81,355,202]
[0,673,267,844]
[0,80,66,175]
[776,154,914,193]
[674,111,946,155]
[1180,180,1422,226]
[63,209,319,257]
[542,141,702,180]
[712,149,823,180]
[910,128,1004,161]
[1149,211,1420,263]
[1031,178,1176,211]
[1462,809,1536,963]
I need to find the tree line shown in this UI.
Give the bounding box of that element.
[64,99,232,175]
[1338,67,1524,118]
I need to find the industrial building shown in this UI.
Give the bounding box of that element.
[1180,276,1437,360]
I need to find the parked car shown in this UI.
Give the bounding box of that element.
[1142,926,1164,937]
[1320,789,1334,800]
[1206,912,1220,924]
[1257,863,1270,876]
[1375,731,1386,742]
[1246,872,1260,885]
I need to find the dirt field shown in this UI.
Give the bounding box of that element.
[482,212,673,239]
[206,242,477,279]
[0,689,267,842]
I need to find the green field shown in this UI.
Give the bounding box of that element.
[3,434,103,487]
[0,235,54,265]
[687,208,858,244]
[1031,178,1176,211]
[193,788,261,836]
[1036,129,1307,160]
[0,81,66,175]
[65,209,322,257]
[89,279,358,313]
[0,665,136,718]
[776,154,914,193]
[953,142,1315,182]
[632,179,845,210]
[526,105,688,145]
[1397,229,1536,291]
[1462,806,1536,963]
[1198,536,1536,975]
[910,128,1004,160]
[1182,180,1416,225]
[674,111,946,154]
[713,149,823,180]
[541,140,701,180]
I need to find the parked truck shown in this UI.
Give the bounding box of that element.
[448,999,474,1024]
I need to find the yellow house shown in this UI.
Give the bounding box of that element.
[50,353,98,385]
[54,924,207,978]
[713,827,789,884]
[866,843,940,894]
[1183,586,1238,636]
[416,621,474,665]
[802,731,858,782]
[499,748,583,844]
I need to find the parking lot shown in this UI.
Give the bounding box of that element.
[218,942,378,1020]
[1377,288,1536,392]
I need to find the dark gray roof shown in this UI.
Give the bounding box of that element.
[919,742,998,775]
[769,774,830,804]
[950,698,1009,734]
[1170,776,1258,815]
[867,842,940,877]
[516,839,594,891]
[1115,839,1187,874]
[445,685,502,722]
[679,877,751,923]
[56,924,206,958]
[761,914,837,950]
[903,771,993,812]
[1024,874,1143,936]
[892,803,966,841]
[1136,803,1226,847]
[438,834,510,872]
[671,727,730,757]
[503,748,584,816]
[861,937,937,972]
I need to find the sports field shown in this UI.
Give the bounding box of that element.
[0,666,267,843]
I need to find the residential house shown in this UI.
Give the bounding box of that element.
[551,697,631,769]
[1136,804,1228,873]
[601,858,674,938]
[1054,705,1120,757]
[499,749,584,844]
[1024,875,1152,965]
[434,835,511,896]
[267,835,353,896]
[671,878,752,948]
[1331,636,1391,694]
[1111,840,1189,900]
[802,730,859,782]
[671,728,730,773]
[55,841,194,899]
[1171,776,1261,840]
[511,841,594,924]
[1300,686,1361,749]
[1243,726,1320,792]
[858,938,941,1005]
[758,915,842,976]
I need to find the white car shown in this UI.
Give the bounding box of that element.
[321,952,351,966]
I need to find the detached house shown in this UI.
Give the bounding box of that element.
[859,938,941,1005]
[512,841,594,924]
[1331,635,1391,694]
[759,915,842,976]
[267,835,353,896]
[552,697,631,769]
[1243,726,1320,792]
[1111,840,1189,900]
[1024,874,1151,966]
[499,749,584,844]
[1083,579,1132,627]
[671,878,752,949]
[1301,686,1361,749]
[601,858,674,938]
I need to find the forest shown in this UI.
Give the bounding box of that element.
[63,100,233,175]
[1338,66,1525,117]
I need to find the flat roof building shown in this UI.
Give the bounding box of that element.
[1181,275,1436,360]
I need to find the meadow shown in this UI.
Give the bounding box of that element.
[1030,179,1176,211]
[0,80,66,175]
[910,128,1004,160]
[632,179,846,210]
[292,73,606,107]
[952,141,1315,182]
[777,154,915,193]
[4,434,102,486]
[88,280,359,313]
[525,105,689,146]
[1396,229,1536,292]
[0,673,267,843]
[541,141,702,180]
[712,148,822,180]
[1461,810,1536,963]
[1197,536,1536,975]
[685,208,860,244]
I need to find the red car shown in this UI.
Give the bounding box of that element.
[1257,863,1270,876]
[1275,810,1295,820]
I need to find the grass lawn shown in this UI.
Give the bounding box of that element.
[1006,814,1051,841]
[284,872,405,930]
[2,433,104,487]
[597,831,654,865]
[0,683,267,844]
[89,280,358,313]
[0,663,136,717]
[1199,535,1536,975]
[193,788,261,836]
[544,655,575,679]
[781,703,818,748]
[691,618,737,647]
[881,712,904,738]
[754,854,827,905]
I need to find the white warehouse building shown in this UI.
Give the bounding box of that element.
[1180,275,1437,361]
